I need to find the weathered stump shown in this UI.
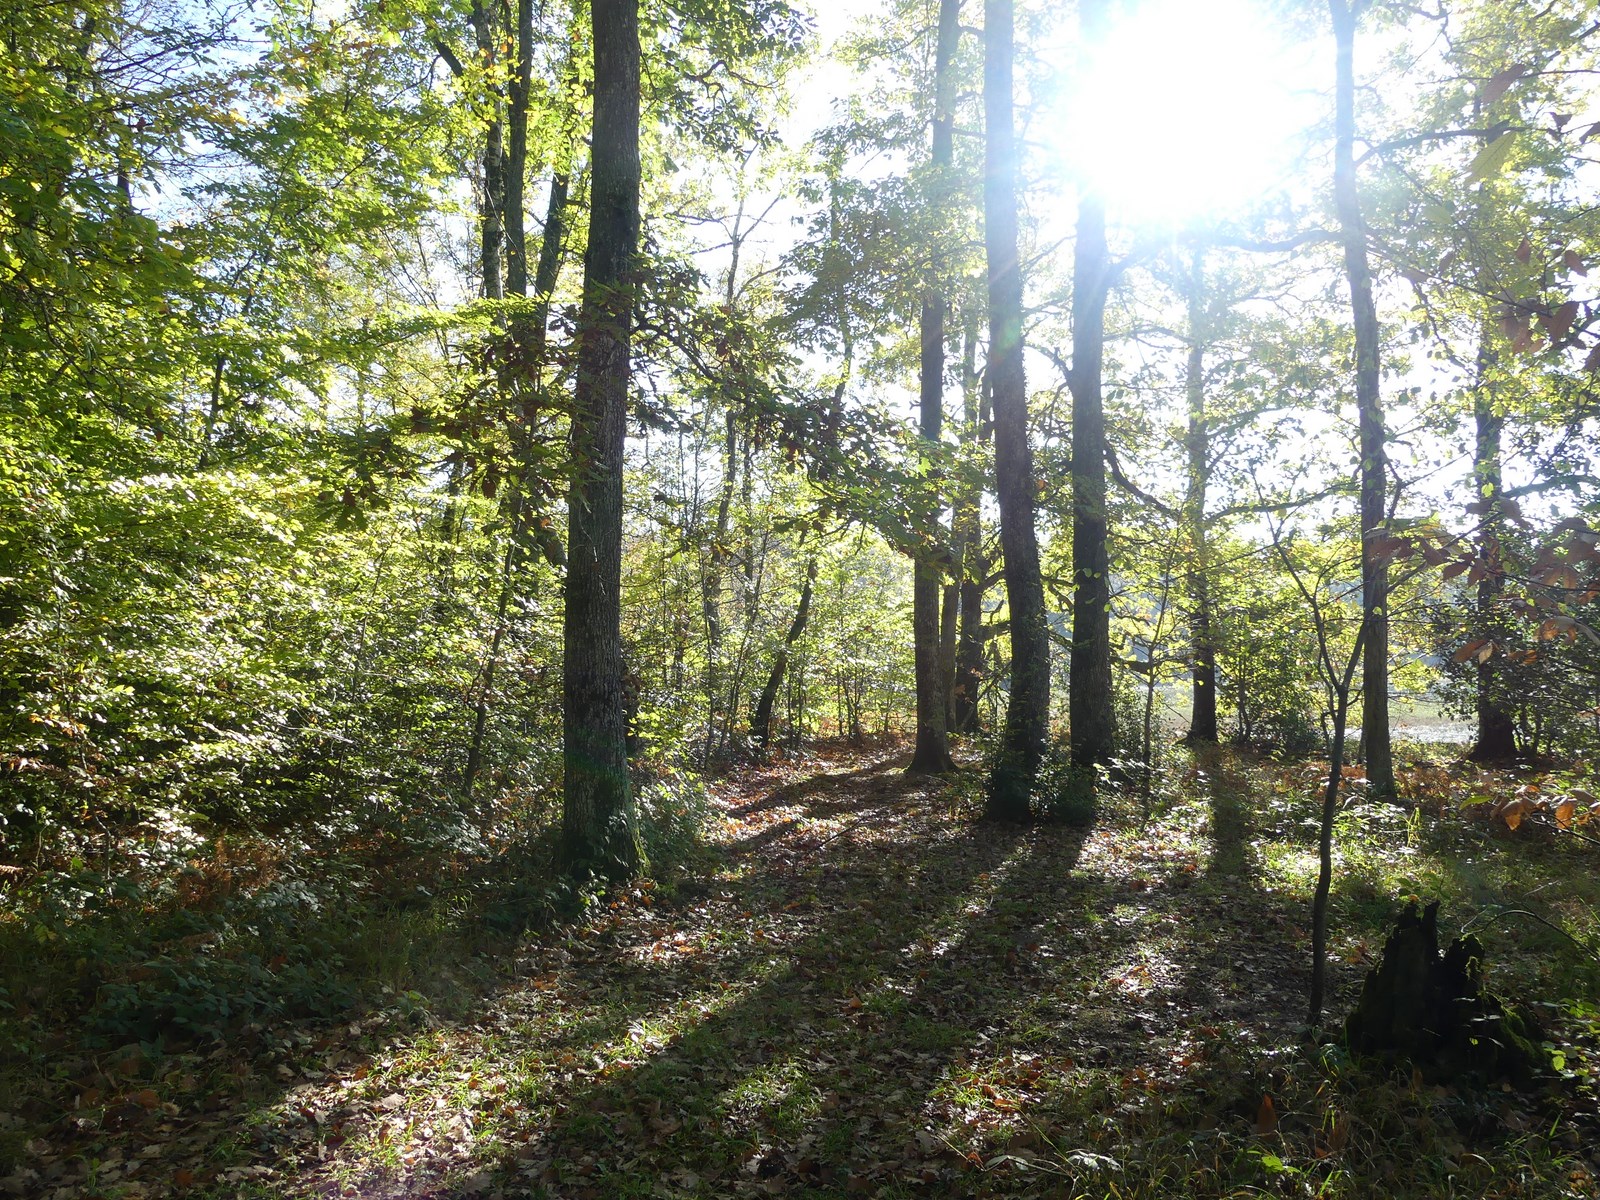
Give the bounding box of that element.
[1344,901,1545,1084]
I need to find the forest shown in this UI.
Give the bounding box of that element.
[2,0,1600,1195]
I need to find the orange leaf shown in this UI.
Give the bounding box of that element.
[1255,1094,1279,1135]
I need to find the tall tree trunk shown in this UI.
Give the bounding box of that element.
[503,0,533,300]
[909,0,962,775]
[470,1,505,303]
[1469,335,1518,760]
[562,0,642,879]
[983,0,1049,819]
[1183,254,1219,744]
[1066,0,1115,772]
[1331,0,1394,798]
[1068,190,1115,770]
[752,556,818,750]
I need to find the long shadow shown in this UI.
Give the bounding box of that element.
[0,817,755,1188]
[724,755,905,819]
[278,765,1090,1198]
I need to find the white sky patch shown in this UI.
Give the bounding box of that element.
[1050,0,1326,227]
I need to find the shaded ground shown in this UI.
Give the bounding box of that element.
[7,744,1600,1198]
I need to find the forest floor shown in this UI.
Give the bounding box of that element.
[4,740,1600,1199]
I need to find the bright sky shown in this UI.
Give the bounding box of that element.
[1049,0,1327,227]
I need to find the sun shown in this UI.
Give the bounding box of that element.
[1047,0,1324,226]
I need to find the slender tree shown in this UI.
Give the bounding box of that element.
[1330,0,1395,798]
[983,0,1049,818]
[752,555,819,749]
[908,0,962,775]
[562,0,644,877]
[1181,253,1220,743]
[951,316,991,735]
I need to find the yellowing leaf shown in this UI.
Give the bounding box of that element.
[1468,133,1516,182]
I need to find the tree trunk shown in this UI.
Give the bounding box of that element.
[909,0,961,775]
[562,0,642,879]
[752,556,818,750]
[1182,254,1219,744]
[1331,0,1394,798]
[940,578,959,728]
[470,1,505,303]
[1068,193,1115,771]
[983,0,1049,819]
[503,0,533,300]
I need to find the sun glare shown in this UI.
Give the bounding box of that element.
[1050,0,1323,226]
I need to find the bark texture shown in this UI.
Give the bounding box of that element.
[983,0,1049,818]
[562,0,642,878]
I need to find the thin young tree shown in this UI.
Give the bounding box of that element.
[1181,252,1219,743]
[1330,0,1396,797]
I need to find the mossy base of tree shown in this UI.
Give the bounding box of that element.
[1344,900,1545,1084]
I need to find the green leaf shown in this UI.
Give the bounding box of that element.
[1467,133,1516,182]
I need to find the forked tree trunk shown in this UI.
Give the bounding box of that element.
[752,557,818,750]
[983,0,1050,818]
[1331,0,1394,798]
[562,0,642,879]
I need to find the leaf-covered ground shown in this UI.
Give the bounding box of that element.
[6,743,1600,1198]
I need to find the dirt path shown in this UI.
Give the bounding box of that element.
[19,747,1322,1199]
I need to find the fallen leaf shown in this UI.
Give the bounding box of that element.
[1255,1095,1279,1135]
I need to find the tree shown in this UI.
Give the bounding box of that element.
[562,0,644,878]
[1067,0,1117,773]
[1180,253,1220,744]
[1329,0,1395,799]
[983,0,1049,818]
[907,0,962,776]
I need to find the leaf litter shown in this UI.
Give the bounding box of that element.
[5,743,1599,1199]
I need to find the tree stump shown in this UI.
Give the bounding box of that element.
[1344,901,1545,1084]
